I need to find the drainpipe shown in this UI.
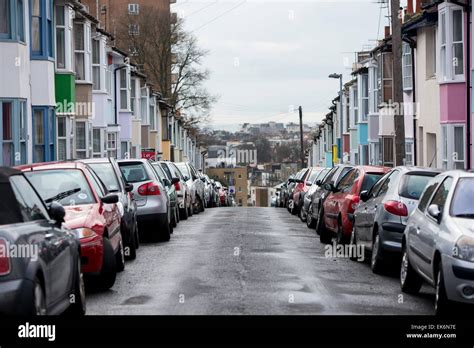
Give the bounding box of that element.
[114,65,127,125]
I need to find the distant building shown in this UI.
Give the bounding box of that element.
[207,167,248,207]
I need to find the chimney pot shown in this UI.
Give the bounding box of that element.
[407,0,414,15]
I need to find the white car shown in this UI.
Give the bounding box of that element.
[401,170,474,314]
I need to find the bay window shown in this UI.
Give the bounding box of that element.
[1,0,25,41]
[360,73,368,122]
[32,107,55,162]
[55,4,72,70]
[30,0,53,58]
[74,21,91,82]
[92,39,101,90]
[0,100,27,166]
[438,3,464,82]
[377,52,393,104]
[441,124,466,169]
[120,69,130,110]
[75,121,87,159]
[369,64,378,114]
[107,133,117,158]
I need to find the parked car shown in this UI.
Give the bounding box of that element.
[209,179,220,207]
[400,170,474,314]
[175,162,205,214]
[118,159,171,242]
[351,166,441,273]
[280,175,294,208]
[201,174,215,208]
[160,161,192,220]
[319,165,390,244]
[19,162,123,290]
[150,161,179,230]
[298,167,328,222]
[311,164,354,233]
[0,167,85,315]
[300,168,330,225]
[215,181,228,206]
[80,158,139,260]
[289,168,311,215]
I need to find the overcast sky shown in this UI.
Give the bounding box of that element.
[174,0,388,131]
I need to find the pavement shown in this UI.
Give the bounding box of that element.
[86,207,435,315]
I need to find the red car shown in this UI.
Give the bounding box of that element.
[319,166,390,244]
[289,167,311,215]
[17,162,124,290]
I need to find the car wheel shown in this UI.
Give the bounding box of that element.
[336,219,349,245]
[65,256,86,316]
[435,261,450,315]
[400,244,423,294]
[306,204,316,228]
[33,277,47,316]
[115,239,125,272]
[318,209,332,244]
[188,201,193,216]
[299,202,306,222]
[97,238,117,290]
[175,207,180,224]
[171,209,177,228]
[200,197,205,213]
[180,205,188,220]
[370,232,385,274]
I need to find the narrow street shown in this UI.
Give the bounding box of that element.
[87,207,435,315]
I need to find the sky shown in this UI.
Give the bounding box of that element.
[173,0,389,132]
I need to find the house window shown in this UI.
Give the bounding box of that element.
[30,0,53,58]
[402,43,412,90]
[106,64,112,95]
[426,26,437,78]
[405,141,414,166]
[378,52,393,104]
[75,121,87,159]
[120,69,129,110]
[360,73,368,121]
[438,3,464,82]
[120,141,129,159]
[369,65,378,114]
[2,102,13,166]
[92,128,101,156]
[141,86,148,122]
[92,39,102,91]
[381,137,394,167]
[107,133,117,158]
[19,100,26,163]
[57,116,67,160]
[128,24,139,36]
[128,3,139,15]
[55,5,65,68]
[441,124,465,169]
[149,97,156,130]
[74,21,91,81]
[32,107,55,163]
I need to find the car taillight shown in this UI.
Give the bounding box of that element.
[174,182,181,191]
[384,200,408,217]
[138,182,161,196]
[0,238,11,276]
[349,195,360,212]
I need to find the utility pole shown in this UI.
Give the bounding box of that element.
[391,0,406,165]
[298,106,305,168]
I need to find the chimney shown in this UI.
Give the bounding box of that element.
[407,0,414,15]
[415,0,421,13]
[384,26,391,38]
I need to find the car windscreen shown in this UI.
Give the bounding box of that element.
[316,169,330,182]
[88,163,121,192]
[308,170,321,183]
[119,163,150,183]
[361,173,384,193]
[0,182,24,225]
[450,178,474,218]
[176,163,191,179]
[152,163,168,181]
[160,163,174,179]
[399,173,436,200]
[25,169,96,206]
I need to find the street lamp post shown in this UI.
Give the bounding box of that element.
[329,73,343,164]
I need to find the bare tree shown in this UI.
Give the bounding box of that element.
[115,6,217,124]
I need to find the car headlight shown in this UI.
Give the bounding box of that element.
[453,235,474,262]
[74,228,97,239]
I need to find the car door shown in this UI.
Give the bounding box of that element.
[325,169,358,232]
[406,176,441,277]
[417,176,453,282]
[11,175,74,305]
[356,172,389,244]
[368,170,401,232]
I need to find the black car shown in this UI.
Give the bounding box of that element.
[79,158,139,260]
[0,167,85,315]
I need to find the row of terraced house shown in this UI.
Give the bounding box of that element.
[0,0,205,167]
[309,0,473,171]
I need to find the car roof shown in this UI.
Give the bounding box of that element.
[16,161,88,172]
[392,166,442,174]
[78,158,112,164]
[0,166,22,183]
[438,170,474,179]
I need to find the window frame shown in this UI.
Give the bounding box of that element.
[30,0,54,59]
[441,123,466,170]
[402,42,413,91]
[32,106,55,163]
[0,0,25,42]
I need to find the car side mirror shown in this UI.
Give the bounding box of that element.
[315,180,322,186]
[163,178,171,187]
[427,204,442,223]
[101,194,119,204]
[323,183,337,193]
[288,178,295,183]
[184,176,190,181]
[171,177,180,185]
[125,183,134,193]
[49,202,66,225]
[360,190,370,202]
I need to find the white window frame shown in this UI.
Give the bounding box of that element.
[404,140,414,166]
[140,85,148,124]
[359,72,369,122]
[438,3,465,83]
[402,42,413,91]
[368,63,378,114]
[349,85,358,128]
[128,3,139,15]
[149,96,156,130]
[107,132,117,158]
[55,4,73,71]
[119,67,130,111]
[74,21,92,82]
[128,23,139,36]
[441,123,466,169]
[75,121,88,158]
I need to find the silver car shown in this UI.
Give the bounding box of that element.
[352,166,440,273]
[175,162,205,214]
[118,159,171,242]
[300,168,330,224]
[160,161,192,220]
[400,170,474,314]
